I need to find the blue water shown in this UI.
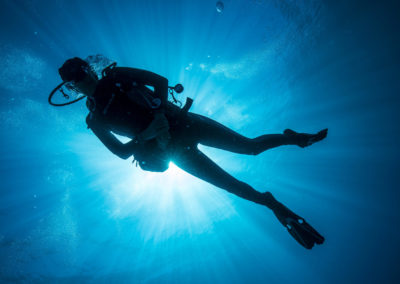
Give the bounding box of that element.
[1,0,399,283]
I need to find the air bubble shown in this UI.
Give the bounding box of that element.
[216,1,224,13]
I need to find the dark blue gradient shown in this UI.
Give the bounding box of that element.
[0,0,399,283]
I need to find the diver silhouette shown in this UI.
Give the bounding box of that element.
[55,57,327,249]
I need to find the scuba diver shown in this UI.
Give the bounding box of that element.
[52,57,328,249]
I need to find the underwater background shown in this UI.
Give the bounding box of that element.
[0,0,399,283]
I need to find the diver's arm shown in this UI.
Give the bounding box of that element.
[123,68,171,147]
[125,68,168,111]
[86,115,138,160]
[136,112,170,142]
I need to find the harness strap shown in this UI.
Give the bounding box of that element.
[181,97,193,113]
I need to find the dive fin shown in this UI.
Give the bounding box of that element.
[273,203,325,249]
[285,217,325,249]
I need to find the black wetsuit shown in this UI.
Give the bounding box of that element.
[86,67,293,209]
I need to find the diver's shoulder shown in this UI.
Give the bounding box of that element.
[104,66,133,73]
[97,67,129,83]
[95,66,149,90]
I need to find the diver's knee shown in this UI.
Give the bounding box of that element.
[248,138,261,155]
[250,145,262,155]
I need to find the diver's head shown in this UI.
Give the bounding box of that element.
[58,57,98,97]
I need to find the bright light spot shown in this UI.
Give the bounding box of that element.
[70,132,238,240]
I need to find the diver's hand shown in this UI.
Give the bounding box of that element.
[137,112,170,142]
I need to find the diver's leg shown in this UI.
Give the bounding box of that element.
[173,148,279,209]
[190,115,297,155]
[173,147,325,249]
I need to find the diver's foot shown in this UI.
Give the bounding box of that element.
[284,128,328,148]
[273,203,325,249]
